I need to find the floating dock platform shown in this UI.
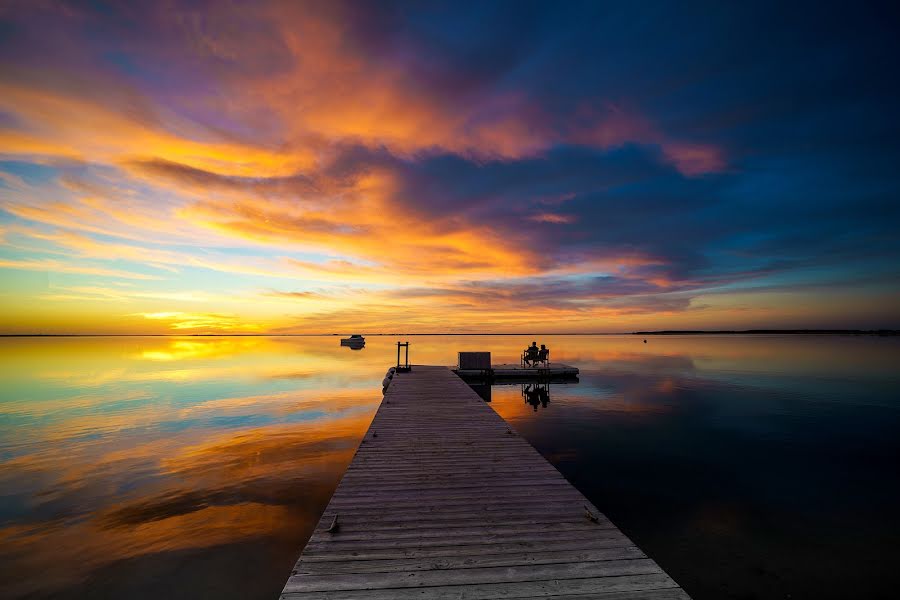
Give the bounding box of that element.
[452,351,579,381]
[453,363,579,381]
[280,365,688,599]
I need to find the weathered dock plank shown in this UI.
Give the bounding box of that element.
[281,365,689,599]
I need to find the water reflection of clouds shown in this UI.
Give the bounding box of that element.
[491,366,694,424]
[1,415,373,598]
[0,337,384,599]
[3,335,898,599]
[1,501,310,598]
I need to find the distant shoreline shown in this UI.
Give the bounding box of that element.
[1,330,897,337]
[633,329,899,336]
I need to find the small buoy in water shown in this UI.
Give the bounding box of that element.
[643,339,647,343]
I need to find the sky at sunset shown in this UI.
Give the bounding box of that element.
[1,1,899,333]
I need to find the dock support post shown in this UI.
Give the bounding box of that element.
[396,341,411,372]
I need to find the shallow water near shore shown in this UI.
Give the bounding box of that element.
[1,334,899,599]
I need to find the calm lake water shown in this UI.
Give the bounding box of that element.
[1,335,899,599]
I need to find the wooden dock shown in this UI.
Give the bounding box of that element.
[454,363,579,380]
[281,365,689,599]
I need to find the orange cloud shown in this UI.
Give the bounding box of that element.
[0,81,312,177]
[0,1,744,334]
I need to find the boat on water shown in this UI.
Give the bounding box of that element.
[340,334,365,349]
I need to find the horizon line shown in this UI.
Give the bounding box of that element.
[1,329,898,338]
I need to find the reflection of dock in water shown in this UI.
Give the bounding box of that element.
[455,362,580,380]
[469,381,558,408]
[280,365,689,599]
[522,382,551,411]
[453,352,579,381]
[467,380,493,402]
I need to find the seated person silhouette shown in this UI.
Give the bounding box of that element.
[524,341,540,366]
[538,344,549,364]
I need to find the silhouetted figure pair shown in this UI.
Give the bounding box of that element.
[523,342,549,367]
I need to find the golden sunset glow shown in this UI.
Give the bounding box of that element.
[2,5,899,600]
[2,4,896,333]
